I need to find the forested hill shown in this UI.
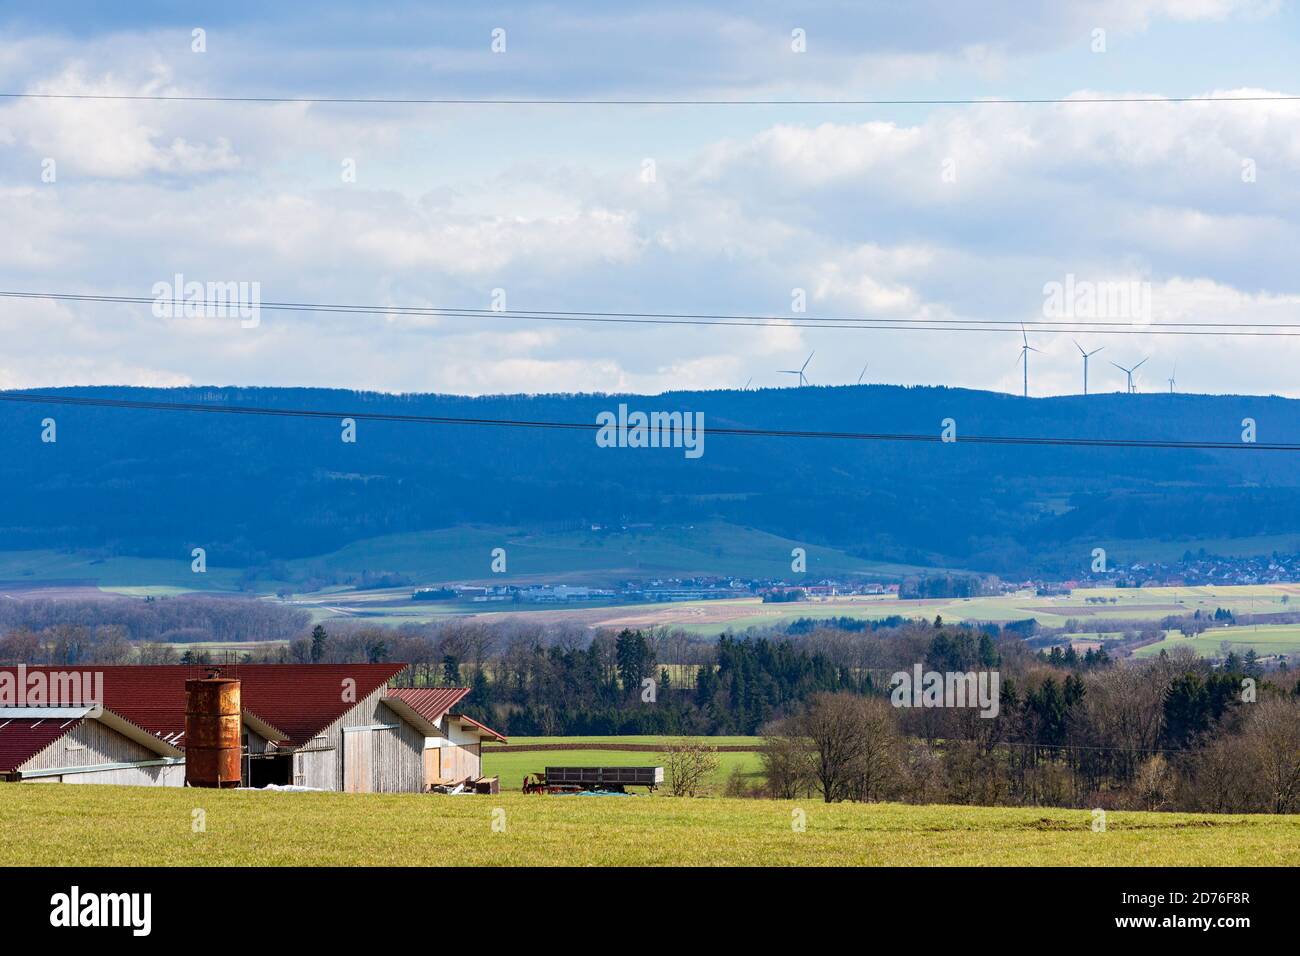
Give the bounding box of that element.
[2,384,1298,576]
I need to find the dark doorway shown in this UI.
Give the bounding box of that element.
[247,754,293,788]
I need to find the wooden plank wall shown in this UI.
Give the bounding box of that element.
[436,742,481,781]
[20,718,156,771]
[293,687,424,792]
[19,719,184,786]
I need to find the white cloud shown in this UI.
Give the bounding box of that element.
[0,9,1296,398]
[0,67,241,177]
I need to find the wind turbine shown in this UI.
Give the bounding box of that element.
[1110,357,1148,394]
[1073,340,1104,396]
[779,351,814,387]
[1167,363,1176,394]
[743,377,753,391]
[857,363,869,385]
[1016,326,1039,398]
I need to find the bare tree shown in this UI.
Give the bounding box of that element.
[1133,754,1175,811]
[847,696,903,802]
[759,721,814,799]
[665,739,720,797]
[1245,696,1300,814]
[797,693,901,803]
[1185,734,1264,813]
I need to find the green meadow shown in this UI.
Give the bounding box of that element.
[3,785,1296,867]
[484,746,763,793]
[1134,624,1300,659]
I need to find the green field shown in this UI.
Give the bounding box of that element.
[1134,624,1300,659]
[0,550,246,592]
[3,785,1295,866]
[283,522,950,587]
[484,748,763,792]
[0,522,959,602]
[501,735,763,748]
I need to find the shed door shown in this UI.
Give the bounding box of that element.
[422,746,438,788]
[343,730,374,793]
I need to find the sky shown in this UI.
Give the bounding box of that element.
[1,1,1299,397]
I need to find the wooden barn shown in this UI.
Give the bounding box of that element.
[0,664,506,792]
[0,705,186,785]
[387,687,507,786]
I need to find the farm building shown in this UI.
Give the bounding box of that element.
[387,686,506,784]
[0,664,505,791]
[0,704,187,786]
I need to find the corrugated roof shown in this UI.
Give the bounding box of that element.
[385,686,470,723]
[384,688,507,742]
[228,664,406,745]
[0,716,83,773]
[0,664,406,749]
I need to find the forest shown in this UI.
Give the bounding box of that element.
[5,384,1300,576]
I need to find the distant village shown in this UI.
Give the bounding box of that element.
[413,577,895,606]
[412,551,1300,607]
[1074,550,1300,590]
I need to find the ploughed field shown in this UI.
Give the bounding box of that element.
[4,785,1297,866]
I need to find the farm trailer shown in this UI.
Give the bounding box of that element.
[523,766,664,794]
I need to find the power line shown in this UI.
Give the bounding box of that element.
[2,392,1296,451]
[3,92,1298,107]
[6,291,1300,338]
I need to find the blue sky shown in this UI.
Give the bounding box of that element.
[1,1,1298,396]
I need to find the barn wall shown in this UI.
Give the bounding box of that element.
[422,720,485,782]
[292,688,424,792]
[19,720,184,786]
[436,742,480,781]
[20,718,156,771]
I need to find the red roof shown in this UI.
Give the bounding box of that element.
[385,687,469,723]
[0,716,82,773]
[0,664,406,748]
[226,664,406,745]
[385,688,507,742]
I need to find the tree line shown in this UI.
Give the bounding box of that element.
[3,608,1296,812]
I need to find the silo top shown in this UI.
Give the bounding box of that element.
[185,677,241,716]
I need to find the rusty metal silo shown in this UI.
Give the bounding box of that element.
[185,671,242,788]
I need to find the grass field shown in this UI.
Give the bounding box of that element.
[0,550,246,592]
[1133,624,1300,659]
[3,785,1296,866]
[282,522,950,587]
[484,748,763,792]
[500,735,763,748]
[0,522,954,603]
